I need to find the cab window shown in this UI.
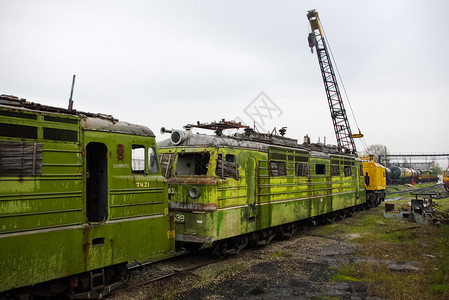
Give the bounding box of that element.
[148,147,159,174]
[132,145,145,174]
[175,152,210,175]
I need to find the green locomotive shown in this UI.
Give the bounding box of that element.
[158,120,367,255]
[0,95,174,298]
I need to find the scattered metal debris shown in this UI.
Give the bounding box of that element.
[383,191,449,225]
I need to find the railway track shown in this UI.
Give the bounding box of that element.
[386,183,448,198]
[110,251,225,298]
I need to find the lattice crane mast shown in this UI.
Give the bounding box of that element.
[307,9,362,156]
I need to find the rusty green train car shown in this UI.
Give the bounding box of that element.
[0,95,174,298]
[158,122,368,255]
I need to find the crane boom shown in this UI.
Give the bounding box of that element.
[307,9,358,156]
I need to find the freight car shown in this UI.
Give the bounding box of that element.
[158,121,369,255]
[0,95,174,298]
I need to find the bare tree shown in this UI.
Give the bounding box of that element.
[361,144,388,164]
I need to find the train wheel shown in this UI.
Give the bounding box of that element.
[256,229,276,246]
[365,199,373,210]
[212,243,223,257]
[279,223,297,239]
[325,212,336,223]
[346,207,355,217]
[336,210,347,221]
[221,236,249,255]
[234,236,248,254]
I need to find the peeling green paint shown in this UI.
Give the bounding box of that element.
[159,139,366,248]
[0,103,174,293]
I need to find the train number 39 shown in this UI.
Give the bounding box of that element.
[174,214,185,223]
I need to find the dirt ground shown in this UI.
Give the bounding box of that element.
[109,184,449,299]
[176,234,369,300]
[112,218,382,300]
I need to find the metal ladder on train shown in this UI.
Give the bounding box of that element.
[90,269,105,291]
[159,153,174,177]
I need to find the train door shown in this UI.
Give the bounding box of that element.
[86,142,108,222]
[246,157,257,229]
[246,157,257,205]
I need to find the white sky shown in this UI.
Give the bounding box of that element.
[1,1,448,166]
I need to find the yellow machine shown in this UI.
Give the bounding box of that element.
[360,155,386,205]
[443,168,449,191]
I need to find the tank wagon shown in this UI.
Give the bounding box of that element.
[0,95,174,298]
[389,166,439,184]
[385,167,392,184]
[390,166,420,184]
[158,120,368,255]
[359,155,386,204]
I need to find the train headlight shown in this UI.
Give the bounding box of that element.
[189,186,201,199]
[171,130,186,145]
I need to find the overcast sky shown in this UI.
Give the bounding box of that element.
[1,1,448,166]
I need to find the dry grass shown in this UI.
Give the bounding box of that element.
[323,189,449,299]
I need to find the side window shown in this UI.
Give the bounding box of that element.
[344,166,352,177]
[216,153,239,179]
[331,165,340,176]
[148,147,159,174]
[132,145,145,174]
[0,123,38,139]
[295,162,310,177]
[269,161,287,177]
[316,164,326,175]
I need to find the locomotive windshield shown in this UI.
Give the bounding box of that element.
[175,152,210,175]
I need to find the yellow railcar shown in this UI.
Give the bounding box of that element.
[360,155,386,205]
[443,168,449,191]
